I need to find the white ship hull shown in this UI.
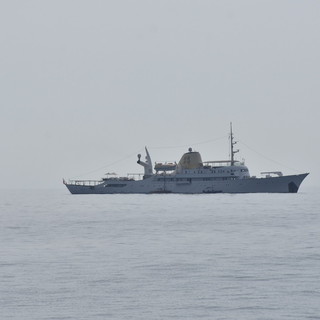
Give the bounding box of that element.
[64,124,309,195]
[65,173,308,194]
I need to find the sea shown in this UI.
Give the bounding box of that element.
[1,188,319,320]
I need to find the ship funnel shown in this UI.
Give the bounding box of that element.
[176,148,203,172]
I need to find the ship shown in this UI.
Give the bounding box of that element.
[64,124,308,194]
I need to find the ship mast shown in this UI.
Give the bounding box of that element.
[230,122,239,166]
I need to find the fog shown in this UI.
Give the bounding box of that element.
[1,1,319,190]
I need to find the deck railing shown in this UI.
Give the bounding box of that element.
[65,179,102,186]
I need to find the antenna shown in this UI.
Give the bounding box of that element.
[230,122,239,166]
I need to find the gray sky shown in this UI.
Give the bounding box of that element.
[1,0,319,190]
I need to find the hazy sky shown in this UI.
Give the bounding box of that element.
[1,0,319,190]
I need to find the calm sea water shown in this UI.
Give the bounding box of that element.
[1,189,319,320]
